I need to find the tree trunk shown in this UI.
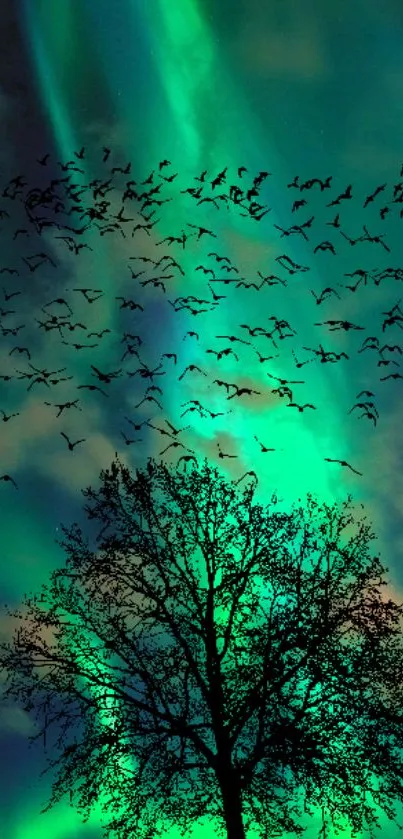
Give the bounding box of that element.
[218,768,246,839]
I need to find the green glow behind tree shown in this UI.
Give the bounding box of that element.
[1,456,403,839]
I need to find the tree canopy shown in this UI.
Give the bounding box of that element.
[1,456,403,839]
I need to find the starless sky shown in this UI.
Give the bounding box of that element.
[1,1,403,837]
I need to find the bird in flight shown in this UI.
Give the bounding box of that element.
[311,287,340,306]
[60,432,86,451]
[313,241,336,255]
[91,366,122,384]
[217,442,238,459]
[324,458,362,476]
[0,474,18,489]
[254,435,278,453]
[0,410,19,422]
[159,441,194,456]
[186,223,217,240]
[9,346,31,360]
[267,373,305,386]
[177,454,198,470]
[286,402,316,413]
[380,373,403,381]
[163,420,191,437]
[227,386,261,400]
[208,252,231,263]
[7,156,403,492]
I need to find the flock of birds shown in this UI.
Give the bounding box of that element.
[1,147,403,489]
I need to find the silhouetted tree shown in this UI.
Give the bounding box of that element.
[1,456,403,839]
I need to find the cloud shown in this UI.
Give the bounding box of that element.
[341,142,403,178]
[36,430,131,494]
[0,397,57,473]
[0,705,38,737]
[232,24,329,81]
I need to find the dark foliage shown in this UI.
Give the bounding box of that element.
[1,456,403,839]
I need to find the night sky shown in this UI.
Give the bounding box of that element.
[1,1,403,837]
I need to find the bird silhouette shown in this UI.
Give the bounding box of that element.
[212,380,237,394]
[71,288,104,303]
[363,184,386,208]
[77,384,109,397]
[186,223,217,240]
[134,395,163,410]
[382,300,403,317]
[215,334,250,346]
[208,252,231,263]
[291,349,314,369]
[7,158,403,493]
[313,241,336,255]
[257,272,287,287]
[2,287,22,301]
[161,353,177,365]
[235,280,260,290]
[37,153,50,166]
[271,384,293,400]
[120,431,142,446]
[196,265,216,277]
[314,319,364,332]
[88,329,111,339]
[116,297,144,312]
[357,336,380,354]
[60,432,86,451]
[0,474,18,489]
[208,283,226,302]
[62,341,99,351]
[44,400,82,418]
[324,458,362,476]
[349,401,378,416]
[254,349,278,364]
[177,455,198,470]
[379,344,402,355]
[326,213,340,228]
[382,314,403,332]
[311,287,340,305]
[291,199,307,212]
[91,366,122,384]
[178,365,207,381]
[182,331,199,341]
[287,402,316,413]
[227,386,261,400]
[358,409,378,426]
[9,346,31,360]
[267,373,304,386]
[217,443,237,459]
[360,224,390,252]
[326,184,352,206]
[253,435,278,453]
[0,410,19,422]
[340,230,364,247]
[159,441,193,456]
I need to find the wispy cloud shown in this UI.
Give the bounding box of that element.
[232,22,329,81]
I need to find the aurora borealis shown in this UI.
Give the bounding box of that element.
[1,1,403,837]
